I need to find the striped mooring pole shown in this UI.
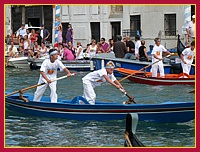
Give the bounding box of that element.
[184,5,191,25]
[183,5,191,46]
[55,5,61,44]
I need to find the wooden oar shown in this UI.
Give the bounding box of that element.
[125,131,133,147]
[5,73,76,97]
[119,54,171,83]
[119,88,136,104]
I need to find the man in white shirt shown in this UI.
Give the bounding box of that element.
[151,38,172,77]
[16,24,27,38]
[33,49,72,103]
[180,41,195,76]
[5,41,19,67]
[82,61,125,104]
[135,35,141,59]
[186,15,195,46]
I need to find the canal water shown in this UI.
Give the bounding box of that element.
[5,67,195,147]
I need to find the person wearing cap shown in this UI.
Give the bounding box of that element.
[180,41,195,76]
[33,49,72,103]
[186,15,195,46]
[82,61,125,104]
[40,24,50,43]
[151,38,172,77]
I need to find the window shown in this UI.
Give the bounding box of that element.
[90,22,100,42]
[111,22,121,41]
[130,15,141,37]
[164,14,176,36]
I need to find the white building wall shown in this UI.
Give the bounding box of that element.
[60,5,185,49]
[127,5,185,49]
[101,6,110,41]
[122,6,130,30]
[5,5,12,37]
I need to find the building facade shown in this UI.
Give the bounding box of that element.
[6,5,195,49]
[5,5,53,43]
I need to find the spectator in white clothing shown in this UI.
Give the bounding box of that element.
[186,15,195,46]
[5,41,19,67]
[16,24,27,39]
[76,42,83,60]
[135,35,141,60]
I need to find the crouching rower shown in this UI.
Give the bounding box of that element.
[82,61,125,104]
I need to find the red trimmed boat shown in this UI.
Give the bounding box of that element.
[116,68,195,85]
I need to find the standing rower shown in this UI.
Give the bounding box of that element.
[180,41,195,76]
[33,49,72,103]
[151,38,172,77]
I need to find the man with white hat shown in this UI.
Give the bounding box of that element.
[186,15,195,46]
[33,49,72,103]
[82,61,125,104]
[151,38,172,78]
[180,41,195,76]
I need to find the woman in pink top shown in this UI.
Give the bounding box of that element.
[57,24,63,43]
[63,45,75,60]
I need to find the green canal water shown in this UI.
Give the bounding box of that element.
[5,68,195,147]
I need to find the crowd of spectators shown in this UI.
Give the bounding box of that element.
[5,23,151,64]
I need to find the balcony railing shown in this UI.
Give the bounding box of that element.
[122,29,141,37]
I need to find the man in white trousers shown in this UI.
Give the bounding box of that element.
[151,38,172,77]
[180,41,195,76]
[82,61,125,105]
[33,49,72,103]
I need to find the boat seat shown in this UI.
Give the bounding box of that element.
[71,96,90,104]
